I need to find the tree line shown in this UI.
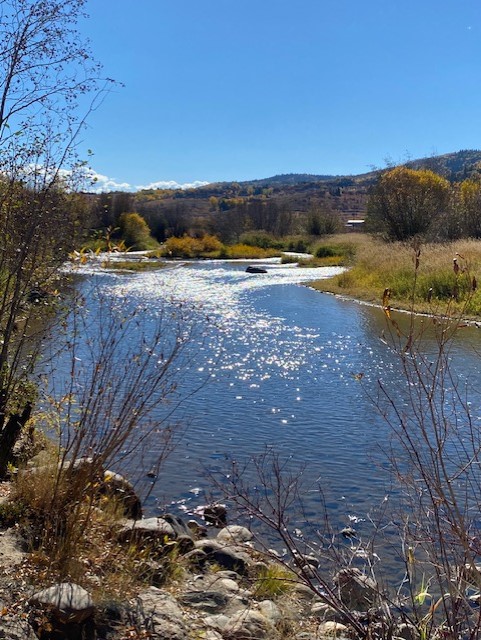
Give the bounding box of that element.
[86,191,344,250]
[86,165,481,250]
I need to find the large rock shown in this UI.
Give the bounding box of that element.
[117,517,176,543]
[101,470,143,519]
[203,504,227,527]
[137,588,188,640]
[30,582,94,624]
[200,631,223,640]
[63,457,105,484]
[216,525,253,545]
[334,568,379,611]
[163,514,195,552]
[117,515,194,554]
[258,599,282,623]
[395,622,420,640]
[222,609,277,639]
[318,620,350,638]
[180,590,229,613]
[246,266,268,274]
[188,572,241,595]
[194,539,250,574]
[204,613,230,632]
[311,602,339,621]
[0,620,38,640]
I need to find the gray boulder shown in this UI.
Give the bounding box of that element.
[180,590,229,613]
[30,582,94,624]
[334,567,379,611]
[0,620,38,639]
[395,622,420,640]
[117,517,176,543]
[194,539,250,574]
[223,609,277,639]
[101,470,143,519]
[216,525,253,545]
[137,588,188,640]
[318,620,350,638]
[258,599,282,623]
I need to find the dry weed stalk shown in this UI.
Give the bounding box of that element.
[214,247,481,639]
[374,248,481,638]
[14,287,205,580]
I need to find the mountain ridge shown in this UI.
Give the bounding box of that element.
[202,149,481,190]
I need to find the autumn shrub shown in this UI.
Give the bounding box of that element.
[163,234,223,258]
[225,244,280,259]
[314,245,339,258]
[119,213,158,251]
[283,235,310,253]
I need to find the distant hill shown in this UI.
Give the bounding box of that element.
[227,150,481,185]
[129,150,481,236]
[239,173,342,187]
[404,149,481,181]
[231,149,481,189]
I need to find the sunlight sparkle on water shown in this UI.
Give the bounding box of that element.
[85,261,351,384]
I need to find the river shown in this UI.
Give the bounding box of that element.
[45,257,481,546]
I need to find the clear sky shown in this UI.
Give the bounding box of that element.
[79,0,481,191]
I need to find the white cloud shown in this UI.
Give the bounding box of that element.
[84,169,209,193]
[83,169,133,193]
[137,179,210,191]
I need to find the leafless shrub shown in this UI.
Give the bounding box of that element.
[213,248,481,639]
[11,286,207,580]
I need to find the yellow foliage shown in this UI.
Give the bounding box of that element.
[226,244,279,259]
[164,234,223,258]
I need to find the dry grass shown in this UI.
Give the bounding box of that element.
[9,457,179,602]
[225,243,280,259]
[310,235,481,316]
[0,287,195,607]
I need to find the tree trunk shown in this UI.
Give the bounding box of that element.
[0,402,32,478]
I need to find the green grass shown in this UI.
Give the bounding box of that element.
[309,235,481,317]
[281,254,346,267]
[253,564,296,598]
[101,260,167,272]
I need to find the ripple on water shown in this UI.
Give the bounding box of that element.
[64,262,409,538]
[103,263,347,381]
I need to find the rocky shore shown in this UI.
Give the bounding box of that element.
[0,462,422,640]
[0,510,352,640]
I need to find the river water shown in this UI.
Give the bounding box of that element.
[47,258,481,544]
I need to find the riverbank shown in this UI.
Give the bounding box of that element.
[0,465,390,640]
[308,235,481,317]
[5,253,481,639]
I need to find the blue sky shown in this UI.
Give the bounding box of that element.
[79,0,481,191]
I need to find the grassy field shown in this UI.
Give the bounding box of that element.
[309,234,481,317]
